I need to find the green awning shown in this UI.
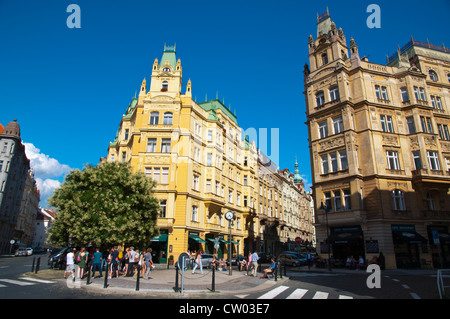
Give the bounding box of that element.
[231,240,240,245]
[189,236,206,243]
[151,234,168,242]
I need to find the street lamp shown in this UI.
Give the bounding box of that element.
[225,211,235,276]
[320,202,332,271]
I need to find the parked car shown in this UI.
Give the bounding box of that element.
[200,254,215,268]
[277,253,306,267]
[280,251,301,258]
[15,248,28,256]
[48,246,74,270]
[226,254,245,266]
[258,252,275,263]
[26,248,33,256]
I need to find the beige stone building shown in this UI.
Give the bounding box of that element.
[304,11,450,269]
[105,45,314,263]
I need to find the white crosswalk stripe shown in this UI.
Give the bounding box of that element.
[19,277,56,284]
[286,288,308,299]
[0,279,35,286]
[251,286,354,299]
[0,277,57,288]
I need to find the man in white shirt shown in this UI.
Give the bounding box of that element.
[64,248,75,279]
[251,251,259,276]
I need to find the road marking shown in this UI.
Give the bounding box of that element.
[410,293,421,299]
[257,285,289,299]
[236,294,249,299]
[19,277,56,284]
[0,284,6,288]
[286,288,308,299]
[0,279,35,286]
[402,284,410,289]
[312,291,329,299]
[339,295,353,299]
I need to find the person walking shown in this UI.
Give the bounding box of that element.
[127,247,137,277]
[64,248,75,279]
[251,250,259,277]
[144,248,153,280]
[77,247,87,279]
[91,248,103,278]
[110,246,120,278]
[192,250,203,275]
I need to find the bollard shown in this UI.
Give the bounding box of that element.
[211,265,215,292]
[31,257,35,273]
[279,262,283,279]
[284,262,287,277]
[136,265,140,291]
[274,262,278,282]
[103,263,109,288]
[86,260,91,285]
[35,257,40,274]
[174,264,179,292]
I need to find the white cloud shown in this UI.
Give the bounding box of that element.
[23,143,71,179]
[23,142,72,207]
[35,178,61,204]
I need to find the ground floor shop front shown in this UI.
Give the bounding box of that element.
[316,222,450,269]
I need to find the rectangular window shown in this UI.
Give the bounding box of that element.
[333,190,342,212]
[324,191,332,213]
[400,87,409,102]
[153,168,160,183]
[380,115,394,133]
[419,87,426,101]
[193,175,199,191]
[412,151,422,170]
[122,152,126,163]
[229,189,233,203]
[318,120,328,138]
[215,181,220,195]
[206,179,211,193]
[192,206,198,222]
[332,116,343,134]
[343,189,351,211]
[375,85,381,99]
[161,168,169,184]
[386,150,400,170]
[321,155,329,174]
[420,116,433,133]
[160,200,167,218]
[427,151,441,170]
[207,153,212,166]
[145,167,152,177]
[330,152,338,172]
[124,129,129,140]
[392,190,405,211]
[161,138,171,153]
[406,117,416,134]
[381,86,388,100]
[147,138,157,152]
[207,130,213,142]
[339,150,348,170]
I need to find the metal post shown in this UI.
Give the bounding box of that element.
[228,220,232,276]
[86,260,91,285]
[211,264,215,292]
[136,265,140,291]
[31,257,35,273]
[103,263,109,288]
[274,262,278,281]
[35,257,40,274]
[174,264,179,292]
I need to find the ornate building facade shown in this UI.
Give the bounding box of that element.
[106,45,313,262]
[304,11,450,269]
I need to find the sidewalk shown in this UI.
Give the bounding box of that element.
[30,263,289,297]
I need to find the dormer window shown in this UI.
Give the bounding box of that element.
[429,70,438,82]
[162,67,171,72]
[161,81,168,92]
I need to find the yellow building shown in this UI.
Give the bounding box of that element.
[304,11,450,269]
[106,45,260,263]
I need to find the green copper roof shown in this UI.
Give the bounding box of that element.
[123,97,138,119]
[199,99,237,125]
[294,157,302,184]
[160,44,176,69]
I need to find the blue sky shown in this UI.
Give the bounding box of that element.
[1,0,449,207]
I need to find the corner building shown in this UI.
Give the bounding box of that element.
[107,45,263,263]
[304,12,450,269]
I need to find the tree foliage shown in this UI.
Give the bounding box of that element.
[47,162,160,250]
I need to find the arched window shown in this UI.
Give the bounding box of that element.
[162,67,171,72]
[163,112,173,125]
[429,70,438,81]
[392,189,406,211]
[161,81,168,91]
[316,91,325,107]
[329,85,340,101]
[149,112,159,125]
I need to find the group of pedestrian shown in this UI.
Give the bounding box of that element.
[63,246,155,280]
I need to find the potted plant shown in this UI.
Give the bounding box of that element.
[168,255,174,265]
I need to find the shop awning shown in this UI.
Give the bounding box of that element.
[392,231,427,244]
[189,236,206,243]
[151,234,168,242]
[231,240,240,245]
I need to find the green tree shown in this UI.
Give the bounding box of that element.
[47,162,159,250]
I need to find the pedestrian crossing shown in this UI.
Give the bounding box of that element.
[0,277,56,288]
[253,285,354,299]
